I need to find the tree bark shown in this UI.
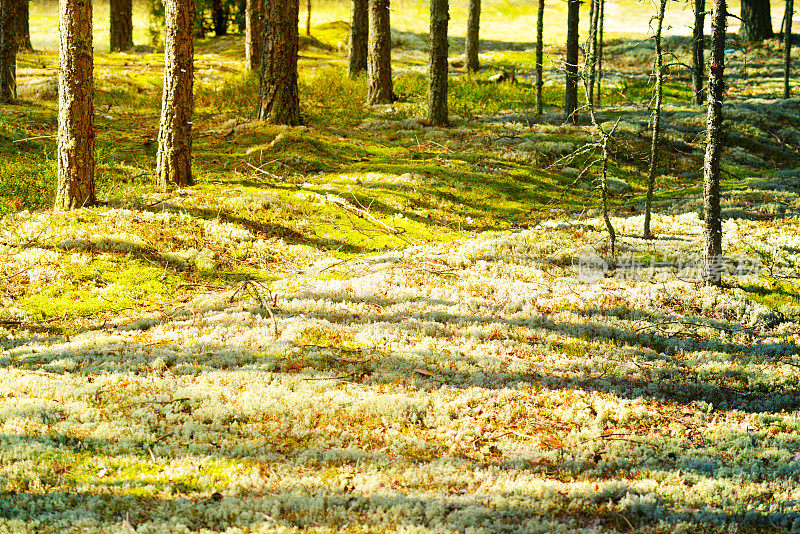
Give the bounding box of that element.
[56,0,95,210]
[306,0,311,35]
[428,0,448,125]
[692,0,705,104]
[110,0,134,51]
[564,0,580,122]
[784,0,793,98]
[465,0,479,72]
[535,0,544,114]
[259,0,300,124]
[0,0,16,102]
[596,0,604,106]
[246,0,263,70]
[367,0,392,104]
[703,0,726,286]
[643,0,667,239]
[212,0,228,35]
[16,0,32,52]
[348,0,368,77]
[587,0,599,106]
[157,0,195,190]
[739,0,772,41]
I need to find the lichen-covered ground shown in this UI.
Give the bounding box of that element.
[3,2,800,532]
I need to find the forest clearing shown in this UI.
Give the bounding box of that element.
[2,0,800,531]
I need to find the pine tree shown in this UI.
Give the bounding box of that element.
[564,0,580,122]
[348,0,368,77]
[17,0,32,52]
[258,0,300,124]
[784,0,793,98]
[535,0,544,114]
[367,0,392,104]
[110,0,134,51]
[465,0,480,72]
[692,0,705,104]
[428,0,449,125]
[0,0,17,102]
[739,0,772,41]
[245,0,263,70]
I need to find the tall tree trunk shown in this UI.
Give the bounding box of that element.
[739,0,772,41]
[564,0,580,122]
[16,0,32,52]
[110,0,134,51]
[535,0,544,115]
[246,0,263,69]
[212,0,229,35]
[157,0,195,190]
[348,0,368,77]
[703,0,726,286]
[784,0,793,98]
[596,0,604,106]
[367,0,392,104]
[0,0,16,102]
[56,0,95,210]
[428,0,448,125]
[465,0,479,72]
[306,0,311,35]
[643,0,667,239]
[587,0,599,106]
[259,0,300,124]
[692,0,705,104]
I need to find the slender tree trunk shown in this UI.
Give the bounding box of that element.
[596,0,604,106]
[0,0,16,102]
[367,0,393,104]
[56,0,95,210]
[465,0,480,72]
[306,0,311,35]
[587,0,597,106]
[16,0,32,52]
[428,0,448,125]
[703,0,726,286]
[784,0,793,98]
[157,0,195,190]
[739,0,772,41]
[535,0,544,115]
[692,0,705,104]
[259,0,300,124]
[643,0,667,239]
[564,0,580,122]
[110,0,134,51]
[348,0,368,77]
[212,0,228,35]
[246,0,263,69]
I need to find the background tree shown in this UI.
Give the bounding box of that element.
[110,0,135,51]
[692,0,705,104]
[157,0,195,189]
[739,0,772,41]
[535,0,544,114]
[367,0,392,104]
[704,0,726,286]
[428,0,448,125]
[306,0,311,35]
[0,0,16,102]
[465,0,480,72]
[784,0,793,97]
[564,0,580,121]
[595,0,604,105]
[16,0,32,52]
[245,0,262,70]
[258,0,300,124]
[56,0,95,210]
[587,0,599,105]
[348,0,368,77]
[212,0,229,35]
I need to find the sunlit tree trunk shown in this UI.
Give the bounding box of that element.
[784,0,793,98]
[17,0,32,52]
[110,0,134,51]
[245,0,263,69]
[259,0,300,124]
[348,0,368,77]
[465,0,480,72]
[535,0,544,114]
[56,0,95,210]
[692,0,705,104]
[157,0,195,190]
[428,0,448,125]
[564,0,580,121]
[367,0,392,104]
[739,0,772,41]
[643,0,667,239]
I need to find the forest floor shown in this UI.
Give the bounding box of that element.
[2,12,800,533]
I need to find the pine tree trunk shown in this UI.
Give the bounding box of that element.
[348,0,368,77]
[564,0,580,122]
[212,0,228,35]
[367,0,392,104]
[703,0,726,286]
[428,0,448,125]
[0,0,16,102]
[110,0,134,51]
[157,0,195,190]
[259,0,300,124]
[587,0,598,106]
[16,0,32,52]
[56,0,95,210]
[739,0,772,41]
[643,0,667,239]
[306,0,311,35]
[784,0,793,98]
[246,0,263,70]
[535,0,544,115]
[692,0,705,104]
[596,0,604,106]
[465,0,479,72]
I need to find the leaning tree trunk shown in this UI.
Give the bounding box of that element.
[259,0,300,124]
[465,0,480,72]
[784,0,793,98]
[348,0,368,77]
[692,0,705,104]
[564,0,580,122]
[110,0,134,51]
[245,0,263,70]
[0,0,16,102]
[535,0,544,114]
[428,0,449,125]
[643,0,667,239]
[739,0,772,41]
[16,0,32,52]
[367,0,392,104]
[56,0,95,210]
[703,0,726,286]
[157,0,195,190]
